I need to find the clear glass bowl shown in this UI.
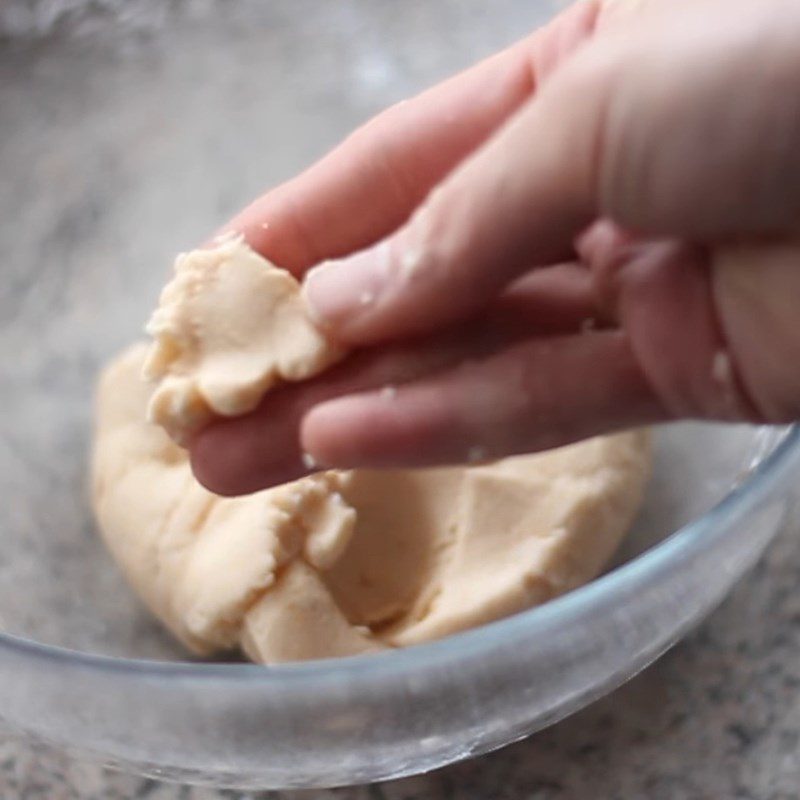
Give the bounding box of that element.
[1,0,799,790]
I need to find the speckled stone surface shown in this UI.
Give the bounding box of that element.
[3,507,800,799]
[2,1,800,797]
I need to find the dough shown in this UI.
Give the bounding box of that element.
[94,347,649,661]
[143,234,342,444]
[91,238,652,663]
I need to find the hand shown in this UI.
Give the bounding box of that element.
[191,0,800,496]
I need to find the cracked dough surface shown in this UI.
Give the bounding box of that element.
[91,239,652,663]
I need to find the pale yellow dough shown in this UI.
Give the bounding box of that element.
[91,238,652,663]
[143,234,342,444]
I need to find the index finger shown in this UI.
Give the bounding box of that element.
[222,0,603,275]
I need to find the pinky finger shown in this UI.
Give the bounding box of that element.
[300,331,666,469]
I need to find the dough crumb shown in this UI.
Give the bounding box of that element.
[400,248,422,280]
[711,350,733,385]
[467,445,487,464]
[375,240,392,277]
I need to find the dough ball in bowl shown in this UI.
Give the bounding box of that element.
[92,345,651,663]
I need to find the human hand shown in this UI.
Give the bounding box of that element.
[191,0,800,496]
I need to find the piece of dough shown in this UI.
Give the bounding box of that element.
[143,234,343,444]
[92,345,651,663]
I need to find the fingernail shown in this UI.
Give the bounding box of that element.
[303,241,391,327]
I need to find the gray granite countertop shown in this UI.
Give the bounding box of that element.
[4,508,800,800]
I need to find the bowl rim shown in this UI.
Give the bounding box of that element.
[2,423,798,684]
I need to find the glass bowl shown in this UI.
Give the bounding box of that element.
[1,0,798,790]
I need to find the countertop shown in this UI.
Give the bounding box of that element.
[3,509,800,800]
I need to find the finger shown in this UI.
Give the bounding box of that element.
[190,263,597,495]
[219,0,603,275]
[577,226,760,422]
[605,237,763,422]
[300,331,663,470]
[494,262,600,335]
